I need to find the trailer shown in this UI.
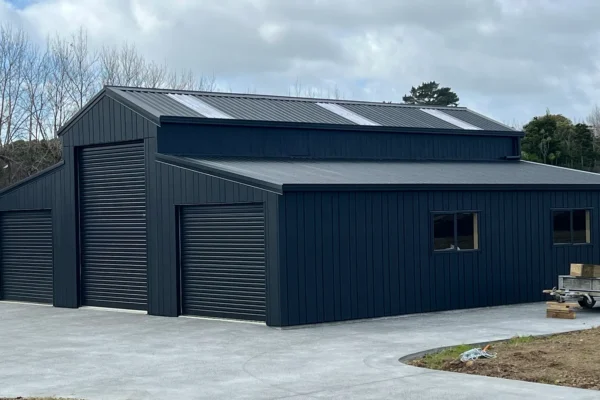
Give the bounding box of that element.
[546,275,600,309]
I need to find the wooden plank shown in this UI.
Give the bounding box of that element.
[570,263,600,278]
[547,308,578,313]
[546,310,576,319]
[546,301,579,308]
[547,307,578,313]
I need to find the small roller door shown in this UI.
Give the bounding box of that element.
[180,204,266,321]
[79,142,147,310]
[0,211,53,304]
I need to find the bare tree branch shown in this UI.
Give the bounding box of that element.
[64,28,100,109]
[0,24,224,187]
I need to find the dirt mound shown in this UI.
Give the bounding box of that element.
[410,327,600,390]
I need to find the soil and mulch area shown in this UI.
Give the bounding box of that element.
[409,327,600,390]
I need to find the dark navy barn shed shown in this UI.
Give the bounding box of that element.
[1,86,599,327]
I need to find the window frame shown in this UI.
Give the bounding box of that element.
[431,210,480,253]
[551,208,592,246]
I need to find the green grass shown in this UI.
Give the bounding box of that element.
[414,336,537,369]
[416,344,473,370]
[506,335,536,345]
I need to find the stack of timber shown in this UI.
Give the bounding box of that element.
[546,302,579,319]
[570,263,600,278]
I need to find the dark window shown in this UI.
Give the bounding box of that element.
[433,212,478,251]
[457,213,476,250]
[552,211,571,244]
[553,209,591,245]
[573,210,589,244]
[433,214,455,251]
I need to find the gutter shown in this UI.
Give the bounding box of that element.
[281,183,600,192]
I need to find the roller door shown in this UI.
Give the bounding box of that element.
[0,210,53,304]
[180,204,266,321]
[79,142,147,310]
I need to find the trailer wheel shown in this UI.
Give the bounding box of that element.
[578,296,596,309]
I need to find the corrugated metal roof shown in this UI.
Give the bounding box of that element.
[420,108,482,130]
[167,93,234,119]
[199,95,355,125]
[439,109,511,132]
[108,87,514,132]
[341,103,459,129]
[316,102,380,126]
[173,157,600,187]
[117,90,202,118]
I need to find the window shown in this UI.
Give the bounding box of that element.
[553,209,591,245]
[433,212,479,251]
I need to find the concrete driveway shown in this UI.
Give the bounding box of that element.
[1,302,599,400]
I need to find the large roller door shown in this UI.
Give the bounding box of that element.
[0,210,53,304]
[79,142,147,310]
[180,204,266,321]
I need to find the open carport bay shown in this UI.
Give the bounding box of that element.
[0,302,600,400]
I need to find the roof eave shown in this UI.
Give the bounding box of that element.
[105,87,162,124]
[155,153,283,194]
[281,183,600,192]
[0,161,65,196]
[464,108,518,132]
[159,116,525,137]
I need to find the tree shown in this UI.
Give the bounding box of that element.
[522,111,566,164]
[0,23,225,189]
[0,25,29,147]
[587,105,600,170]
[65,28,100,109]
[522,111,596,171]
[287,78,346,100]
[573,123,595,170]
[402,81,459,106]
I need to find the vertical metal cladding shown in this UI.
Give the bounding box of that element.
[180,203,266,321]
[59,94,157,309]
[279,189,600,326]
[0,163,76,307]
[157,124,519,161]
[0,210,53,304]
[79,142,147,310]
[146,147,281,325]
[0,93,156,311]
[61,95,157,147]
[4,88,599,330]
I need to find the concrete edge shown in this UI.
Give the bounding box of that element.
[276,302,551,330]
[79,306,148,315]
[0,300,52,307]
[180,315,266,326]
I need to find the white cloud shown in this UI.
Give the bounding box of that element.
[258,22,285,44]
[0,0,599,123]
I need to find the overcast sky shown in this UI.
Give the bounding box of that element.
[1,0,599,126]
